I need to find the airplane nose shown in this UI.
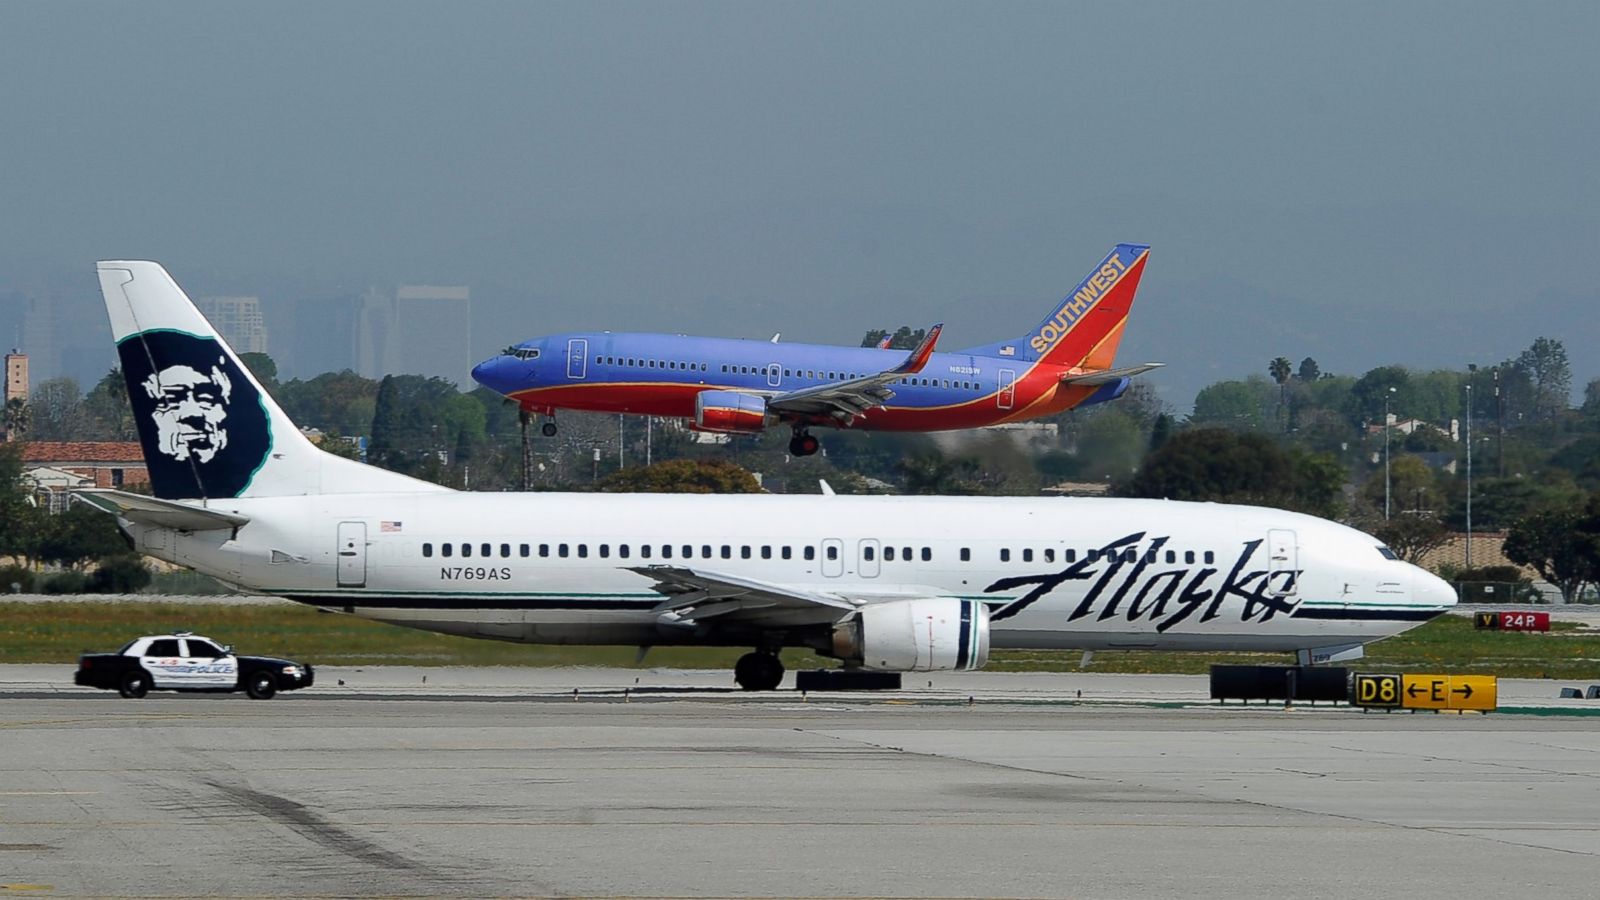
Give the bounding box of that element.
[471,357,501,389]
[1413,568,1458,611]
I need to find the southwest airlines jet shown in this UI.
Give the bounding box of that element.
[472,244,1164,456]
[78,261,1454,690]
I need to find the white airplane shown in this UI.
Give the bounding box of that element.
[77,261,1457,690]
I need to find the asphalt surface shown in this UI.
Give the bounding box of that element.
[4,668,1600,898]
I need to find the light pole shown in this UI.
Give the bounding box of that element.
[1465,369,1474,568]
[1384,386,1396,520]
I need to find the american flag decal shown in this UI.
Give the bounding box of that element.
[381,521,403,533]
[999,345,1016,357]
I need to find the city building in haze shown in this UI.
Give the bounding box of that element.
[357,284,471,385]
[197,296,268,354]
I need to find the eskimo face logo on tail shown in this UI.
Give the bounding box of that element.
[118,331,270,499]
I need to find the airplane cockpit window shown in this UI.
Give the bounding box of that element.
[1376,546,1399,560]
[501,346,541,361]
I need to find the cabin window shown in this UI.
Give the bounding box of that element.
[921,548,932,561]
[761,546,772,559]
[619,545,630,559]
[863,546,875,561]
[668,361,676,369]
[960,547,971,562]
[1185,551,1195,564]
[520,544,530,558]
[480,543,491,558]
[740,546,751,559]
[1144,550,1157,564]
[462,543,472,558]
[781,546,792,560]
[1022,548,1033,563]
[804,546,816,561]
[540,544,550,558]
[826,545,838,561]
[1087,549,1100,562]
[682,544,693,558]
[721,545,732,559]
[1204,551,1215,564]
[884,546,896,561]
[1044,549,1055,563]
[1123,550,1137,563]
[1065,549,1077,562]
[577,544,588,558]
[702,545,713,558]
[784,369,792,377]
[559,544,569,558]
[721,365,728,373]
[658,544,669,559]
[1165,550,1176,564]
[640,545,651,559]
[1000,548,1011,562]
[422,543,433,558]
[501,543,511,558]
[598,544,610,558]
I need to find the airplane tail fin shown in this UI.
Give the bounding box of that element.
[96,261,446,501]
[960,244,1150,368]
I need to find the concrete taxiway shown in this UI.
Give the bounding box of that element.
[4,670,1600,898]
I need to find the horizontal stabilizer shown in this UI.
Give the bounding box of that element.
[1059,362,1164,386]
[73,488,249,531]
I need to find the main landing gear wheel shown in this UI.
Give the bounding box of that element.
[540,421,558,437]
[734,652,785,691]
[788,432,820,457]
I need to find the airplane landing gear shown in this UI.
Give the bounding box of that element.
[734,651,785,691]
[788,430,820,457]
[541,420,558,437]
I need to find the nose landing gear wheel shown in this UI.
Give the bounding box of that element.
[788,432,820,457]
[734,652,785,691]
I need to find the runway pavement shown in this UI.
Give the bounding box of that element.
[4,669,1600,898]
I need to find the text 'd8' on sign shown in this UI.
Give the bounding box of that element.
[1353,674,1403,708]
[1400,674,1498,712]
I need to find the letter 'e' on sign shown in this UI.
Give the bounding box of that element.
[1400,673,1497,711]
[1353,673,1403,708]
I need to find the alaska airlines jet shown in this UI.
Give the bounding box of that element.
[472,244,1164,456]
[77,261,1454,690]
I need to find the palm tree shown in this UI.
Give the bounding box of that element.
[3,397,29,441]
[1268,357,1292,431]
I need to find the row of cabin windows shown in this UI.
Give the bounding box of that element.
[710,363,981,392]
[421,542,929,562]
[418,542,1213,566]
[599,356,709,372]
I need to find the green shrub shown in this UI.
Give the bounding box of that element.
[87,555,152,594]
[0,565,33,594]
[41,571,88,594]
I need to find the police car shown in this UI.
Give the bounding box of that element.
[73,633,314,699]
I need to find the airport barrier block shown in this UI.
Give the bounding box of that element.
[1210,665,1349,702]
[1352,673,1403,708]
[1400,673,1497,711]
[795,670,902,692]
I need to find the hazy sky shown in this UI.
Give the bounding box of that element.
[2,2,1596,407]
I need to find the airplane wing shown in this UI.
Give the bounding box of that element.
[1059,362,1164,386]
[628,565,860,622]
[766,324,943,424]
[74,488,250,531]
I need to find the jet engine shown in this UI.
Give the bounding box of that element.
[693,390,770,434]
[830,598,991,672]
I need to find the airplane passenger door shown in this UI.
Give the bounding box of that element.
[767,363,781,387]
[566,339,588,380]
[1267,528,1298,596]
[858,539,880,578]
[337,521,367,588]
[998,369,1016,410]
[821,538,845,578]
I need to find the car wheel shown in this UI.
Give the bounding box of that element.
[119,669,151,699]
[245,670,277,700]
